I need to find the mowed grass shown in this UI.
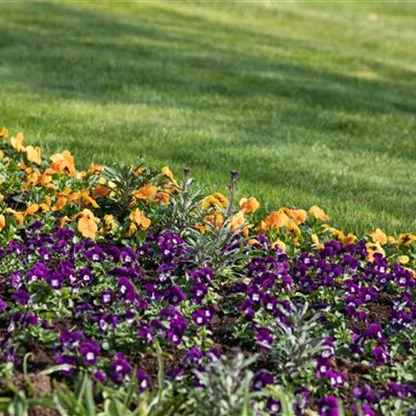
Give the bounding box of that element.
[1,1,416,234]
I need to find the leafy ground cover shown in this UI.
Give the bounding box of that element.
[1,1,416,233]
[0,129,416,415]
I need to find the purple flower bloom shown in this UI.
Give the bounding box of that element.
[0,298,7,311]
[118,277,136,302]
[109,353,132,384]
[266,397,281,415]
[138,321,154,344]
[136,369,150,392]
[190,282,208,302]
[10,272,22,289]
[319,395,339,416]
[121,248,137,264]
[56,354,77,376]
[92,370,107,383]
[164,285,186,305]
[252,371,274,391]
[80,340,101,365]
[100,290,115,306]
[12,289,30,306]
[327,370,346,388]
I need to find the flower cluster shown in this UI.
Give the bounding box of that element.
[0,128,416,415]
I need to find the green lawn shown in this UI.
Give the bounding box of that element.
[1,1,416,234]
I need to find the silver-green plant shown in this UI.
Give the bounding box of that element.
[189,353,265,416]
[270,301,326,385]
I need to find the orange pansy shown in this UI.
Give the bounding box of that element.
[284,208,308,225]
[370,228,388,246]
[132,184,158,200]
[239,197,260,214]
[11,132,26,152]
[0,214,5,231]
[0,127,9,138]
[129,208,151,230]
[26,145,42,165]
[309,206,329,222]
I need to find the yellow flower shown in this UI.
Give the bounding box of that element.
[398,233,416,247]
[272,240,286,252]
[0,150,4,159]
[129,208,151,230]
[309,206,329,222]
[239,197,260,214]
[0,214,5,231]
[25,145,42,165]
[370,228,388,246]
[11,132,26,152]
[132,184,158,200]
[162,167,179,187]
[398,255,410,265]
[77,209,100,239]
[311,233,324,249]
[0,127,9,138]
[201,192,228,210]
[286,219,301,237]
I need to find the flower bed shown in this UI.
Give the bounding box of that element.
[0,128,415,415]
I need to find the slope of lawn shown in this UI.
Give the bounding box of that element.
[1,0,416,234]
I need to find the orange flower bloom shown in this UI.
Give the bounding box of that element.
[129,208,151,230]
[202,213,224,230]
[239,197,260,214]
[91,185,110,199]
[51,194,68,211]
[162,166,179,187]
[48,150,76,176]
[59,216,71,228]
[284,208,307,225]
[0,127,9,138]
[6,203,40,226]
[263,210,289,230]
[80,190,99,208]
[25,145,42,165]
[132,184,158,200]
[370,228,387,246]
[311,233,324,249]
[341,233,356,247]
[11,132,26,152]
[230,211,245,231]
[86,163,103,175]
[155,191,170,205]
[309,206,329,222]
[0,214,5,231]
[77,209,100,239]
